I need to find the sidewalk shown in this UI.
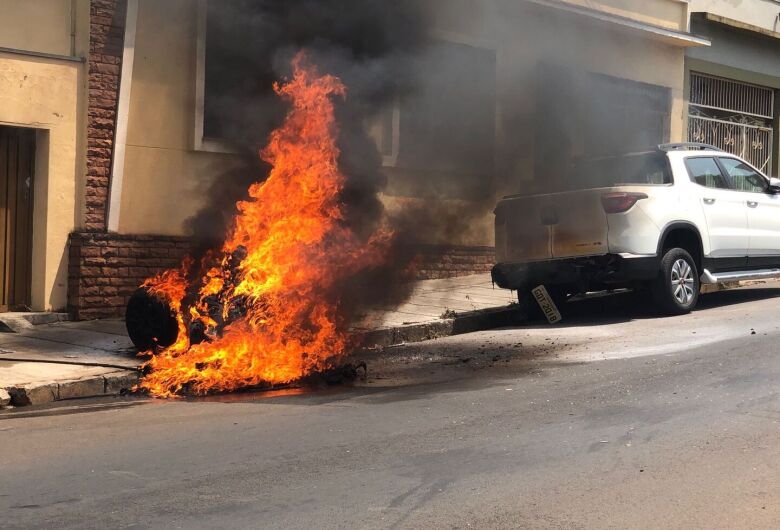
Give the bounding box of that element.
[352,273,516,346]
[0,317,140,407]
[0,273,516,408]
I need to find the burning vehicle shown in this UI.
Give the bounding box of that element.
[126,54,390,397]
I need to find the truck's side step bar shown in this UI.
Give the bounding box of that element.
[700,268,780,284]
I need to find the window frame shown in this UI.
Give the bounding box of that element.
[715,156,770,194]
[382,30,499,170]
[193,8,502,169]
[687,71,776,174]
[193,0,240,154]
[374,96,401,168]
[684,155,732,191]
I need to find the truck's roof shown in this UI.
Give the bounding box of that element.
[666,149,727,161]
[576,148,734,165]
[500,148,763,200]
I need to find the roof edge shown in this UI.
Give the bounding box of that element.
[524,0,711,47]
[695,12,780,41]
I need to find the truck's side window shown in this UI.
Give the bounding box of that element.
[718,158,767,193]
[685,157,730,190]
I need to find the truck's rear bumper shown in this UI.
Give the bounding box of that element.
[491,254,659,290]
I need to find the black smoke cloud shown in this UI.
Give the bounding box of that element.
[184,0,436,318]
[186,0,427,249]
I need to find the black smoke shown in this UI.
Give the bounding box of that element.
[186,0,427,249]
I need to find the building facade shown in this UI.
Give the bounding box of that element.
[0,0,90,313]
[0,0,709,318]
[686,0,780,177]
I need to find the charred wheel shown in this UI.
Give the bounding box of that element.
[125,287,180,352]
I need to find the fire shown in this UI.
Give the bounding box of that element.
[139,53,390,397]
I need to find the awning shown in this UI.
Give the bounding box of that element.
[523,0,711,47]
[696,12,780,41]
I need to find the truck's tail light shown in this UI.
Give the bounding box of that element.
[601,192,648,214]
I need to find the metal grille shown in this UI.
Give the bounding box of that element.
[688,72,775,172]
[690,72,774,119]
[688,114,774,172]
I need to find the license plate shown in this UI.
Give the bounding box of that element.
[532,285,562,324]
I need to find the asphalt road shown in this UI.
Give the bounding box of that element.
[3,285,780,529]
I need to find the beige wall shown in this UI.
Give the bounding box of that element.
[0,0,75,56]
[400,0,690,245]
[119,0,243,235]
[0,0,88,311]
[0,53,84,311]
[119,0,691,246]
[558,0,690,31]
[689,0,780,32]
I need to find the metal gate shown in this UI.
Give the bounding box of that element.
[688,72,775,173]
[0,127,36,311]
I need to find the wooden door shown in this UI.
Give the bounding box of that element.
[0,127,35,311]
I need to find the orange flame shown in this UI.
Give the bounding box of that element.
[139,53,389,397]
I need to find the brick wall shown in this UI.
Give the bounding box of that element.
[67,235,494,319]
[414,245,495,280]
[85,0,127,232]
[68,233,191,320]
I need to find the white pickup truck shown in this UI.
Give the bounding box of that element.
[492,143,780,316]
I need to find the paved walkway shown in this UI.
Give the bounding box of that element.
[352,273,514,330]
[0,318,139,406]
[0,273,515,407]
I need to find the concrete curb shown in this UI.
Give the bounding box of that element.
[353,280,773,350]
[1,278,770,408]
[0,312,69,333]
[356,305,519,348]
[3,370,139,408]
[2,306,518,408]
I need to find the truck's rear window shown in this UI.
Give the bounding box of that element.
[575,152,671,190]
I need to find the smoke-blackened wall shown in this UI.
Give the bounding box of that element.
[182,0,688,310]
[187,0,427,251]
[119,0,691,244]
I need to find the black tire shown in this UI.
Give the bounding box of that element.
[516,285,569,322]
[652,248,700,315]
[125,287,180,352]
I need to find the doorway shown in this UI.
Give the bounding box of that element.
[0,126,36,311]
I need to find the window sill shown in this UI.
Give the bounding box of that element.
[193,137,241,154]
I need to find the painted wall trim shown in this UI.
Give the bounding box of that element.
[0,46,84,63]
[193,0,207,151]
[523,0,712,47]
[107,0,139,233]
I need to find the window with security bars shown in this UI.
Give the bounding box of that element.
[688,72,775,176]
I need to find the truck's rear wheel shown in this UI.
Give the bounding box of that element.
[652,248,700,315]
